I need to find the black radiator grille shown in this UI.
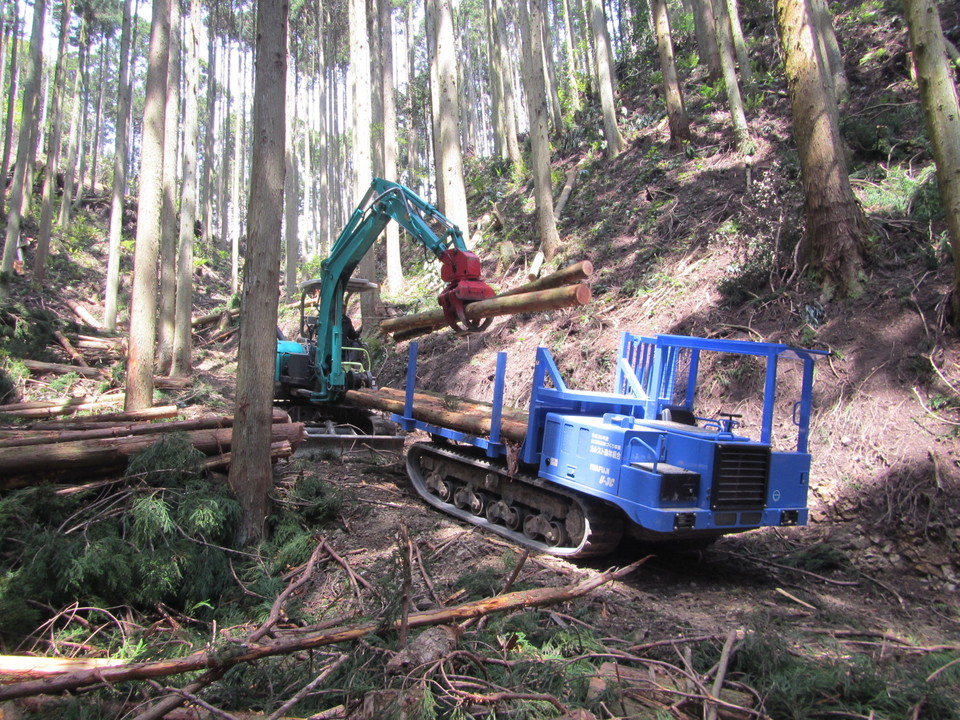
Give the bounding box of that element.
[711,444,770,510]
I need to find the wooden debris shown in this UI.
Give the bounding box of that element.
[0,558,647,699]
[587,661,754,720]
[386,625,461,674]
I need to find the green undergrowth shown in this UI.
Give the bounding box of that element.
[0,434,343,651]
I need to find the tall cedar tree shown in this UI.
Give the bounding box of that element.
[431,0,470,237]
[1,0,45,277]
[652,0,691,148]
[775,0,867,299]
[172,0,202,376]
[229,0,288,545]
[904,0,960,328]
[105,0,134,331]
[126,0,170,411]
[519,0,560,259]
[33,0,74,284]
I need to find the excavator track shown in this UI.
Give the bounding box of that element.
[406,442,624,557]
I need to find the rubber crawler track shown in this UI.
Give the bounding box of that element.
[406,442,624,558]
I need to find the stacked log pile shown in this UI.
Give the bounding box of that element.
[0,408,304,489]
[346,386,530,442]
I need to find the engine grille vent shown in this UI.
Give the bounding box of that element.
[711,444,770,510]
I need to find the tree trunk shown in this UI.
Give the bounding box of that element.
[810,0,847,100]
[58,22,85,232]
[105,0,134,332]
[380,0,402,296]
[200,5,218,252]
[172,0,201,377]
[904,0,960,329]
[284,47,299,300]
[350,0,379,333]
[691,0,723,79]
[561,0,581,113]
[725,0,753,89]
[712,0,753,155]
[431,0,470,237]
[229,0,287,546]
[494,0,522,164]
[1,0,45,276]
[652,0,690,149]
[589,0,624,159]
[0,8,19,198]
[89,40,107,194]
[519,0,561,259]
[33,0,73,284]
[157,0,181,375]
[775,0,866,299]
[126,0,170,411]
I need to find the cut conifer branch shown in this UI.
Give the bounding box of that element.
[0,557,648,699]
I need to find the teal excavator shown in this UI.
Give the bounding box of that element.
[274,178,494,430]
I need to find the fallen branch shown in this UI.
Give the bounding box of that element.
[0,558,648,699]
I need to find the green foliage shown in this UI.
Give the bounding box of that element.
[727,620,960,719]
[0,435,242,643]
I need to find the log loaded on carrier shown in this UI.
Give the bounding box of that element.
[275,179,828,557]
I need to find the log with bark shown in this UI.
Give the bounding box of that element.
[498,260,593,298]
[0,394,125,418]
[381,283,591,341]
[345,387,528,442]
[0,409,291,448]
[0,558,647,699]
[65,299,102,329]
[9,406,181,429]
[0,421,305,480]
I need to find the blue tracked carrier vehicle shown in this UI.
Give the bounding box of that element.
[397,333,827,557]
[274,179,827,557]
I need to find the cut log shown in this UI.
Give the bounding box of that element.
[20,359,106,379]
[13,406,181,429]
[346,388,528,442]
[0,558,647,700]
[527,251,545,281]
[0,409,291,449]
[0,423,305,478]
[374,386,529,426]
[380,283,591,340]
[203,440,293,470]
[53,331,90,368]
[498,260,593,298]
[553,165,579,219]
[0,395,125,418]
[0,656,126,682]
[65,299,102,329]
[191,306,240,329]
